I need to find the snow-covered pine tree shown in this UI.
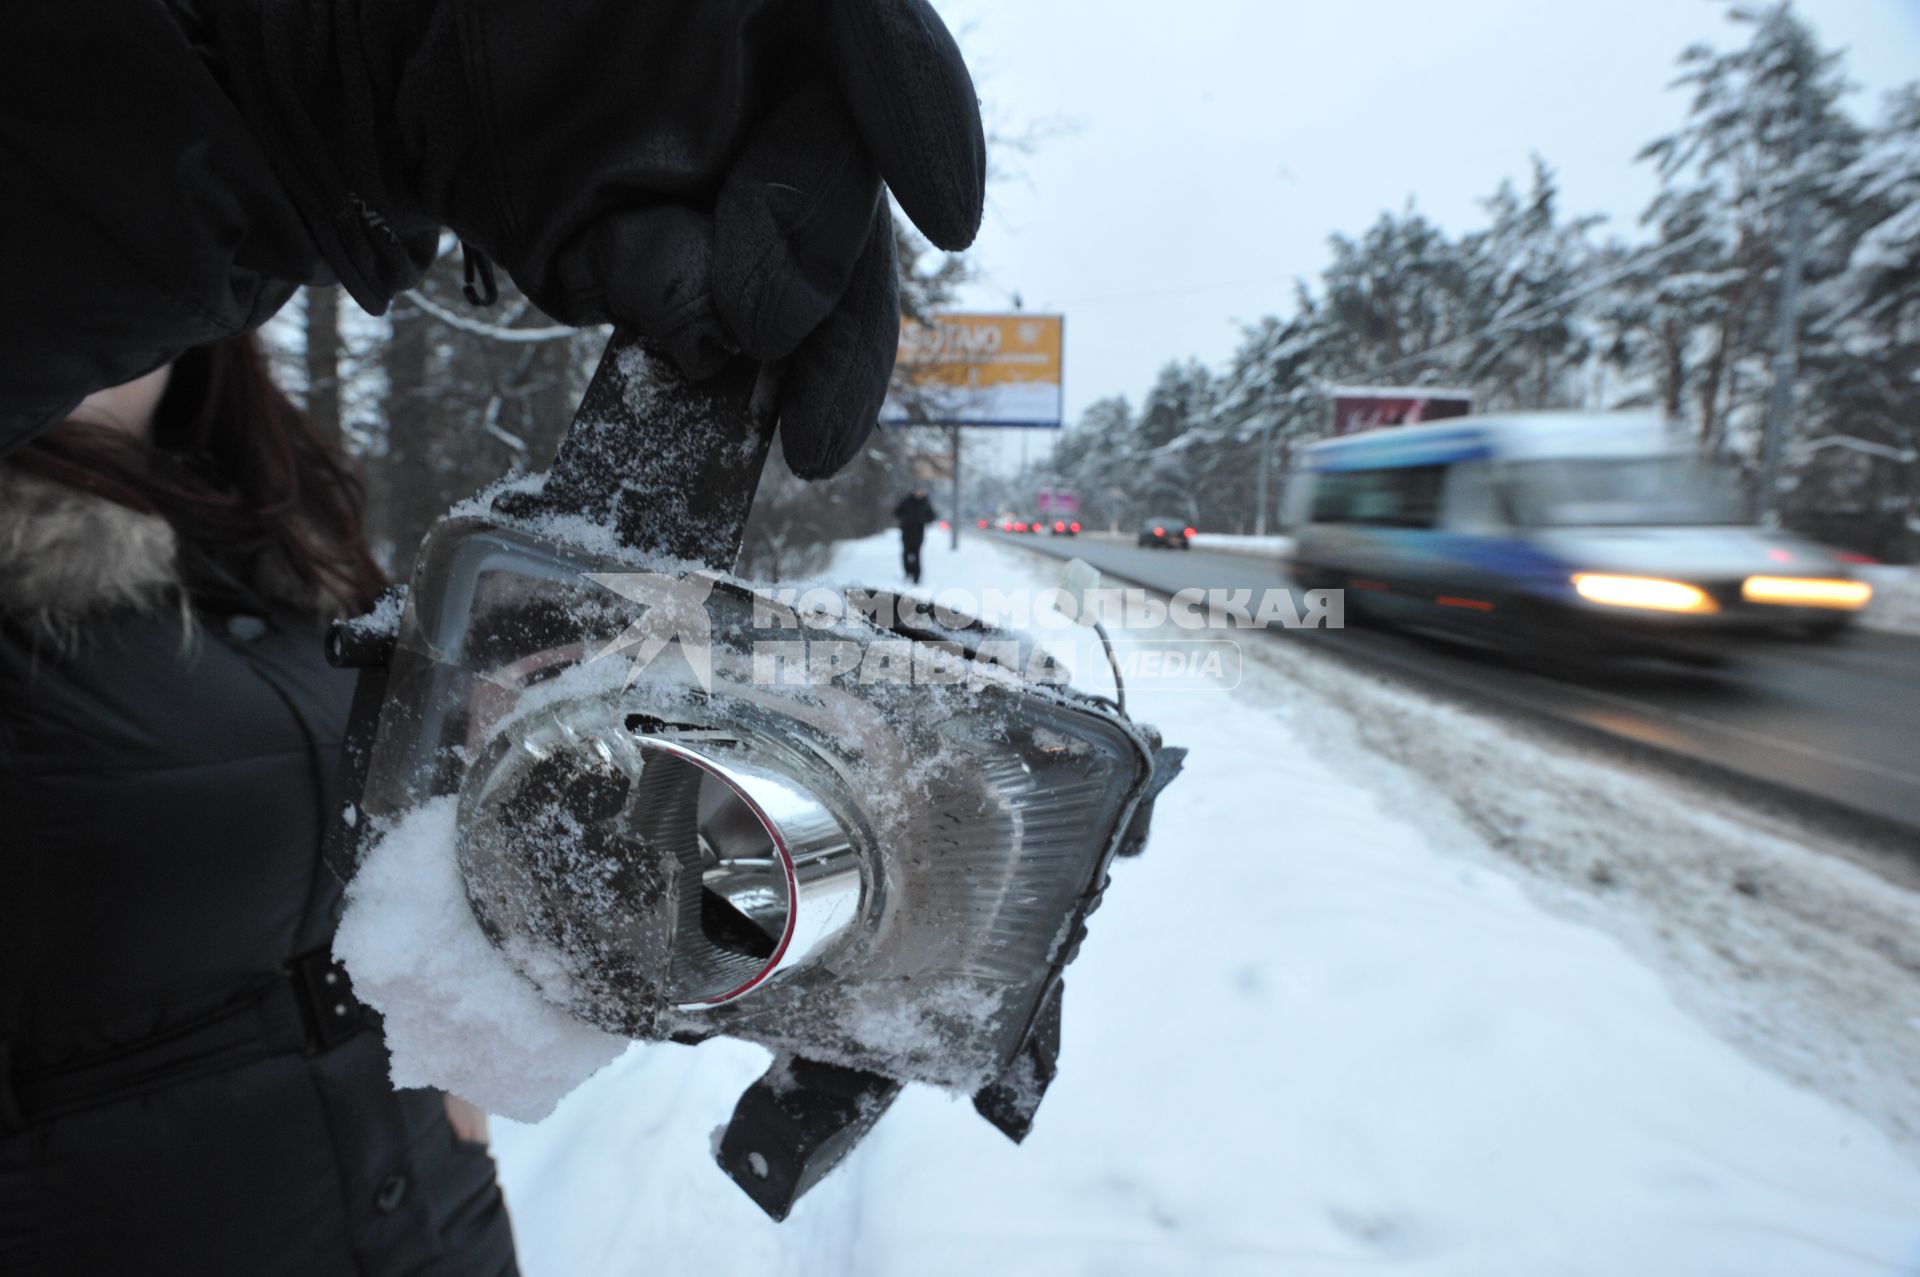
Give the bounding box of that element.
[1213,313,1326,532]
[1635,2,1863,474]
[1050,395,1136,533]
[1796,83,1920,557]
[1317,204,1475,386]
[1459,158,1603,411]
[1128,360,1218,528]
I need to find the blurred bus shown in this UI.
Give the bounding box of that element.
[1287,413,1872,661]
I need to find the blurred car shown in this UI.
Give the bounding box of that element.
[1047,517,1082,537]
[1137,518,1194,550]
[1287,412,1873,661]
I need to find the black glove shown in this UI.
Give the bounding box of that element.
[201,0,986,478]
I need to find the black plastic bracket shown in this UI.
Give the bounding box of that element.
[972,978,1065,1142]
[321,584,408,882]
[491,327,779,569]
[1117,736,1188,859]
[715,1054,905,1221]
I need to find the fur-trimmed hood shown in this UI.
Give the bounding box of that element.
[0,467,184,634]
[0,467,350,639]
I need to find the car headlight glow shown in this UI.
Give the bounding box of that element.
[1571,573,1718,614]
[1741,575,1872,610]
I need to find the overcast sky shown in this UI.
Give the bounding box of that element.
[927,0,1920,462]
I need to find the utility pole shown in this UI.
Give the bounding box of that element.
[1761,68,1814,527]
[1254,416,1273,536]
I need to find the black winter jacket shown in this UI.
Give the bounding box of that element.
[893,493,937,541]
[0,474,517,1275]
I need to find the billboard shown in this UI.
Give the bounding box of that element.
[1329,386,1473,436]
[881,312,1064,428]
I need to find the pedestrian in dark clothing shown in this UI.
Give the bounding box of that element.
[894,486,939,584]
[1,1,984,1269]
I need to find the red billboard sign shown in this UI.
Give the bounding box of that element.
[1330,386,1473,436]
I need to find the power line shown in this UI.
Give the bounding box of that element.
[1058,274,1304,309]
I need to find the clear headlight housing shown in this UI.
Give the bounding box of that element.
[349,514,1172,1213]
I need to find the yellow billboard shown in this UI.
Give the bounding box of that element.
[881,312,1064,428]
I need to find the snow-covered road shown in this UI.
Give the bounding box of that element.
[491,532,1920,1277]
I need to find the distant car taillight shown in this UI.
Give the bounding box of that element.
[1070,522,1081,533]
[1153,526,1164,536]
[1053,521,1065,532]
[1183,527,1195,538]
[978,518,988,529]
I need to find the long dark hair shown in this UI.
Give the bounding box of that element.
[12,333,386,616]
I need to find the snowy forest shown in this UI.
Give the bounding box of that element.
[1037,7,1920,561]
[271,4,1920,573]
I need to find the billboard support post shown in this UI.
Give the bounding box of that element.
[949,423,961,551]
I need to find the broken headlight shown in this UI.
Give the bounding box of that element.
[330,338,1181,1218]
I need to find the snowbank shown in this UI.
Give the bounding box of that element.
[489,531,1920,1277]
[1861,565,1920,637]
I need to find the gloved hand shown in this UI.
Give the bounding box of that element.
[201,0,986,478]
